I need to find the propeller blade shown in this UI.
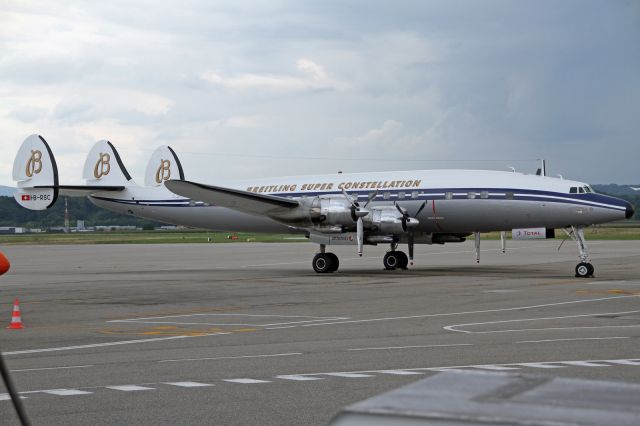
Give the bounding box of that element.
[357,217,364,256]
[415,201,427,216]
[364,190,378,208]
[408,234,414,265]
[395,202,408,217]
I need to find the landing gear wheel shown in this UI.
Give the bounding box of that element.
[396,251,409,270]
[575,262,594,278]
[383,251,400,270]
[313,253,334,273]
[326,253,339,272]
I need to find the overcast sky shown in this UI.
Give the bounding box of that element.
[1,0,638,187]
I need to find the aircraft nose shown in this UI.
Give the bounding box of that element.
[626,202,635,219]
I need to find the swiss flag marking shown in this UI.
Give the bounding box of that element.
[21,194,31,201]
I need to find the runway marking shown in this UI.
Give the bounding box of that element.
[265,295,636,330]
[164,381,213,387]
[561,361,611,367]
[10,365,94,373]
[109,313,348,328]
[517,337,630,344]
[0,394,27,400]
[4,358,640,402]
[472,365,520,371]
[2,333,231,356]
[516,363,564,369]
[325,373,373,378]
[348,344,473,351]
[158,352,302,363]
[443,309,640,334]
[276,375,324,381]
[607,360,640,366]
[42,389,92,396]
[223,378,271,384]
[106,385,155,391]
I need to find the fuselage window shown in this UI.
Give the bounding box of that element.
[445,192,453,200]
[369,192,377,200]
[411,191,419,199]
[480,191,489,199]
[467,192,476,199]
[398,191,405,199]
[383,192,390,200]
[570,187,578,194]
[505,192,514,200]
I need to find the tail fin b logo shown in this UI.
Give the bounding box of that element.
[155,159,171,183]
[94,153,111,178]
[25,150,42,177]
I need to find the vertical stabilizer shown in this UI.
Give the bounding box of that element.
[12,134,59,210]
[144,146,185,187]
[82,140,134,186]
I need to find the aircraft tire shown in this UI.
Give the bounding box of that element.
[383,252,399,270]
[575,262,593,278]
[396,251,409,270]
[326,253,339,272]
[313,253,334,273]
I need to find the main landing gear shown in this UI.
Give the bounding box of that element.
[312,245,339,273]
[564,226,594,278]
[383,244,408,270]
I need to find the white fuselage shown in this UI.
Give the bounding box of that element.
[89,169,630,237]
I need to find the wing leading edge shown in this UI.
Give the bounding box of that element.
[165,180,299,215]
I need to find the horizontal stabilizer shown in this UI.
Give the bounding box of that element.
[165,180,299,215]
[35,185,126,197]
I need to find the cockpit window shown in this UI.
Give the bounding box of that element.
[569,187,578,194]
[583,186,593,193]
[578,187,585,194]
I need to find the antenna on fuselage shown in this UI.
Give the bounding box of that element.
[535,159,546,176]
[508,166,516,172]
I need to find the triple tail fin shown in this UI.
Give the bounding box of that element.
[12,136,131,211]
[144,145,184,187]
[13,134,59,210]
[82,140,135,186]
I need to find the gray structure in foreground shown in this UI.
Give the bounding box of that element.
[330,370,640,426]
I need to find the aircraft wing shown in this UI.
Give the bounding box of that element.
[165,180,299,215]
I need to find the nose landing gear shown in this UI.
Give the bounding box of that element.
[564,226,594,278]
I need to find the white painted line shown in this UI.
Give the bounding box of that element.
[444,310,640,334]
[561,361,611,367]
[517,363,565,369]
[11,365,94,373]
[606,359,640,366]
[164,381,213,387]
[375,370,424,375]
[472,365,520,371]
[325,373,373,378]
[106,385,155,391]
[42,389,92,396]
[517,337,630,344]
[223,378,271,384]
[3,333,230,356]
[0,394,27,401]
[276,375,324,381]
[268,296,636,329]
[159,352,302,363]
[348,344,472,351]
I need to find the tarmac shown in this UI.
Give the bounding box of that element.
[1,240,639,425]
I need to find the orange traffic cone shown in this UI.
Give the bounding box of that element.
[7,299,23,329]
